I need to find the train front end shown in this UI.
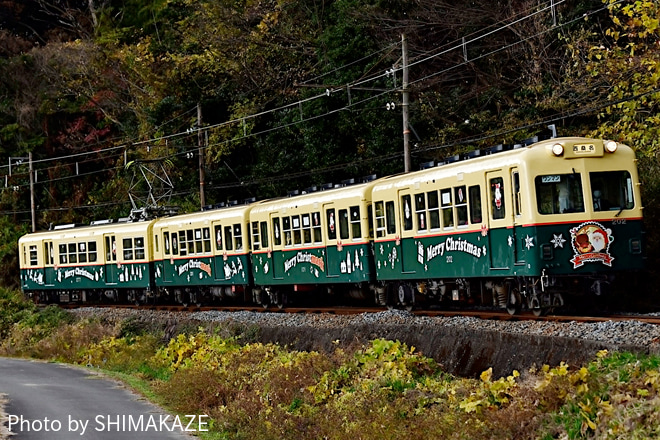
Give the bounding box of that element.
[527,137,644,298]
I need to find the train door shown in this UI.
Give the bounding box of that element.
[162,229,174,282]
[212,223,224,281]
[43,240,54,286]
[398,191,416,274]
[486,171,513,269]
[269,214,283,280]
[511,167,525,265]
[103,234,118,284]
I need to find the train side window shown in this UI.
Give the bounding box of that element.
[414,193,426,231]
[401,195,413,231]
[490,177,506,220]
[260,221,269,248]
[302,214,312,244]
[375,201,386,238]
[427,191,440,230]
[386,201,396,234]
[135,237,145,259]
[123,238,134,260]
[338,209,350,240]
[194,229,203,254]
[78,242,87,263]
[535,174,584,214]
[455,186,468,226]
[171,233,178,255]
[350,206,361,239]
[252,221,261,250]
[88,241,97,263]
[203,228,211,253]
[59,244,68,264]
[312,212,322,243]
[29,245,38,266]
[164,232,170,255]
[326,209,337,240]
[283,217,292,246]
[224,226,233,251]
[68,243,78,263]
[187,229,195,255]
[272,217,281,246]
[441,188,454,229]
[512,171,522,216]
[291,216,301,245]
[178,231,187,256]
[234,224,243,250]
[214,226,222,251]
[469,186,482,224]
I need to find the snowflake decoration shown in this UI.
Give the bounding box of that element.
[507,235,513,247]
[525,235,535,250]
[551,233,566,249]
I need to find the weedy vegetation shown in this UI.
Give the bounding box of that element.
[1,288,660,439]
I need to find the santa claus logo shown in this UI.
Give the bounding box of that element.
[569,222,614,268]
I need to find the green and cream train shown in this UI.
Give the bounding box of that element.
[18,136,644,314]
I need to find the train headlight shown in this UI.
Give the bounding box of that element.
[551,143,564,156]
[605,140,618,153]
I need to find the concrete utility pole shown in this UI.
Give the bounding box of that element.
[29,152,35,232]
[197,102,206,208]
[402,34,411,173]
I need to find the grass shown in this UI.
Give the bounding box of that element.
[2,287,660,439]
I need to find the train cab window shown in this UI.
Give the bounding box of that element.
[78,242,87,263]
[490,178,506,220]
[338,209,350,240]
[312,212,322,243]
[469,186,482,224]
[589,171,634,212]
[326,209,337,240]
[29,245,38,266]
[427,191,440,230]
[386,201,396,234]
[123,238,134,260]
[414,193,427,232]
[350,206,362,239]
[401,195,413,231]
[59,244,68,264]
[252,221,261,250]
[88,241,97,262]
[455,186,468,226]
[302,214,312,244]
[535,174,584,215]
[512,171,522,217]
[272,218,281,246]
[164,232,170,255]
[135,237,145,260]
[375,202,386,238]
[68,243,78,263]
[203,228,211,253]
[441,189,454,229]
[214,226,222,251]
[154,234,159,253]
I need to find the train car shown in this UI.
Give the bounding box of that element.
[249,180,378,307]
[151,202,253,306]
[371,137,644,314]
[18,219,158,304]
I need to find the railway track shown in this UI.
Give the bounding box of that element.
[57,303,660,325]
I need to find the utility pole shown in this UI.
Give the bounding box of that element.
[402,34,411,173]
[197,102,206,208]
[29,152,35,232]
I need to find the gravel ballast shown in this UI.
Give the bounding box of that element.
[70,307,660,377]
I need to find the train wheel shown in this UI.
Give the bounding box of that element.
[506,287,522,316]
[551,293,564,313]
[530,295,543,317]
[397,283,415,311]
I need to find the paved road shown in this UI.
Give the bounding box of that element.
[0,358,202,440]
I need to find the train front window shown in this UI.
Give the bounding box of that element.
[590,171,634,212]
[535,174,585,215]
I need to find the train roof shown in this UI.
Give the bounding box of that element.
[18,218,157,244]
